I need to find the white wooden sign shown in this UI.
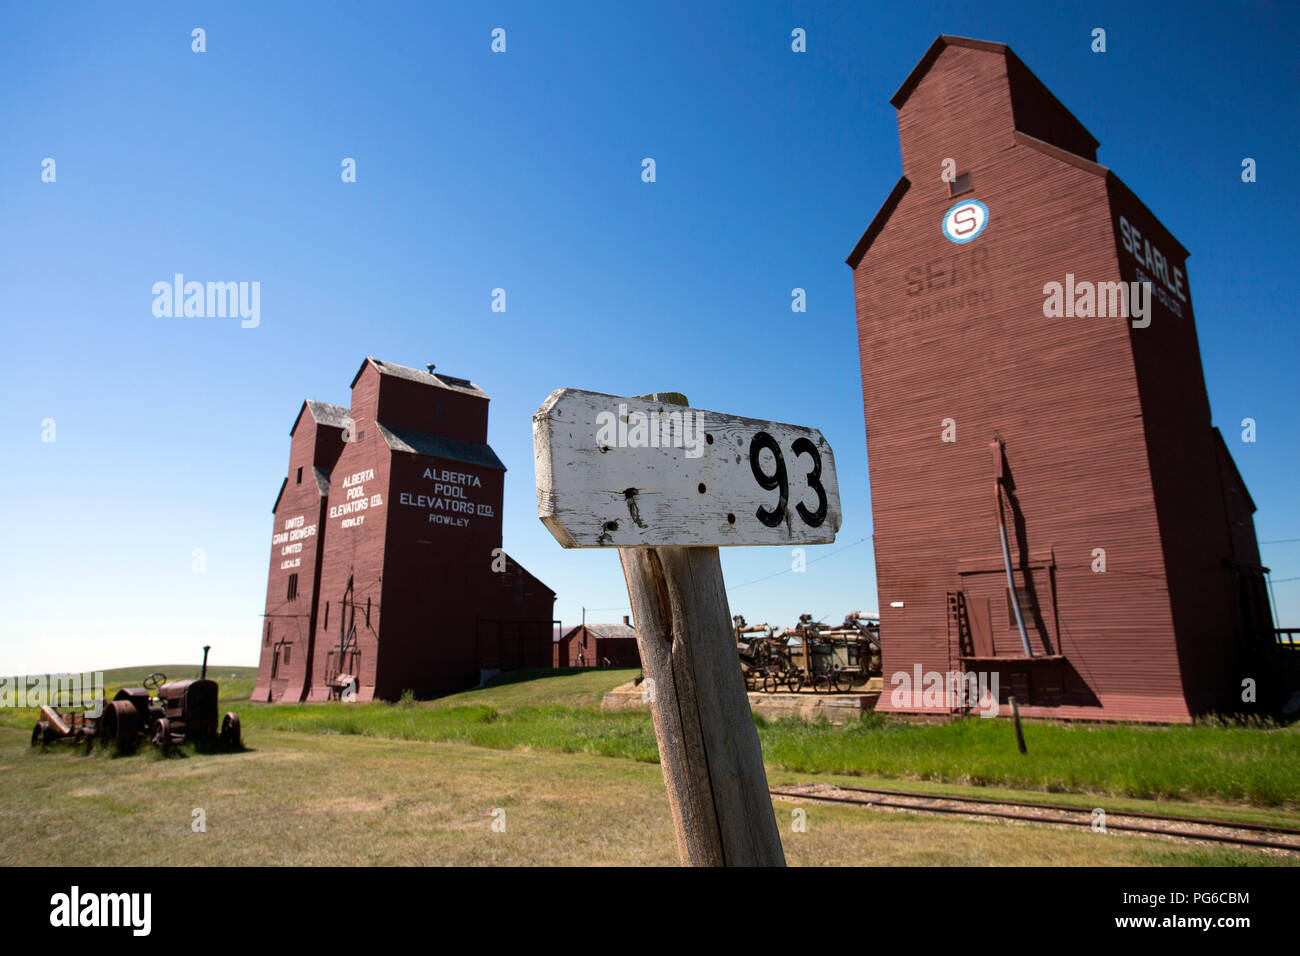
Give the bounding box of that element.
[533,388,841,548]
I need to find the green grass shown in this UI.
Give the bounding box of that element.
[425,667,641,711]
[7,664,1298,865]
[237,676,1300,809]
[258,670,1300,809]
[10,664,1299,811]
[7,727,1292,866]
[753,712,1300,808]
[248,701,662,762]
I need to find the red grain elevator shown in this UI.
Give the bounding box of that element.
[254,358,555,703]
[847,36,1277,723]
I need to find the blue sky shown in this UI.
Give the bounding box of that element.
[2,0,1296,673]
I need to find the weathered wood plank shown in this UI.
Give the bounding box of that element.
[619,545,786,866]
[533,388,841,548]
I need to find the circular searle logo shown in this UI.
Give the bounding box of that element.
[942,199,989,244]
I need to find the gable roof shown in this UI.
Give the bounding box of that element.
[290,399,351,437]
[891,35,1099,153]
[892,36,1099,154]
[499,552,557,598]
[562,623,637,641]
[377,423,506,471]
[890,34,1008,108]
[350,356,489,399]
[307,399,351,428]
[848,36,1112,270]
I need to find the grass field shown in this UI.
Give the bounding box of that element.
[222,668,1300,809]
[5,727,1292,866]
[5,665,1298,865]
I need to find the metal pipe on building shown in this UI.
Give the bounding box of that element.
[992,439,1032,657]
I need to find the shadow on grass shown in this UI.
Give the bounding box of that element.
[29,739,252,761]
[411,666,635,704]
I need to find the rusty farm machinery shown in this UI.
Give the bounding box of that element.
[737,613,881,694]
[30,646,241,755]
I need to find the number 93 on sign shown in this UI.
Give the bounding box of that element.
[533,388,842,548]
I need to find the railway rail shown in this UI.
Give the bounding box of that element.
[768,783,1300,853]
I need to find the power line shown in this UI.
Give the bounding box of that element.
[574,535,874,611]
[727,536,871,593]
[1261,538,1300,545]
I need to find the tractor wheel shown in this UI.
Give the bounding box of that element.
[221,712,241,748]
[31,721,50,747]
[152,718,171,756]
[102,700,141,750]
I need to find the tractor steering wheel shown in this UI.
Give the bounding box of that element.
[142,672,166,694]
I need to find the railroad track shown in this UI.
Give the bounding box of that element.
[768,783,1300,853]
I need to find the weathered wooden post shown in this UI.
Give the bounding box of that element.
[533,389,842,866]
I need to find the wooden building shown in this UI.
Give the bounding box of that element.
[557,620,640,668]
[254,358,555,702]
[847,36,1276,722]
[252,399,347,703]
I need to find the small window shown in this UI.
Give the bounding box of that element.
[264,622,272,646]
[287,573,299,601]
[296,466,303,484]
[283,646,291,665]
[1006,586,1037,627]
[324,601,329,628]
[949,171,973,197]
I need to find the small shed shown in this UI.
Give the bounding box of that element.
[558,619,640,668]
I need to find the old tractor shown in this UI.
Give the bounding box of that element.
[32,646,241,754]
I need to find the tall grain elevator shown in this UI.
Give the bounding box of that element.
[254,358,555,703]
[848,36,1277,722]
